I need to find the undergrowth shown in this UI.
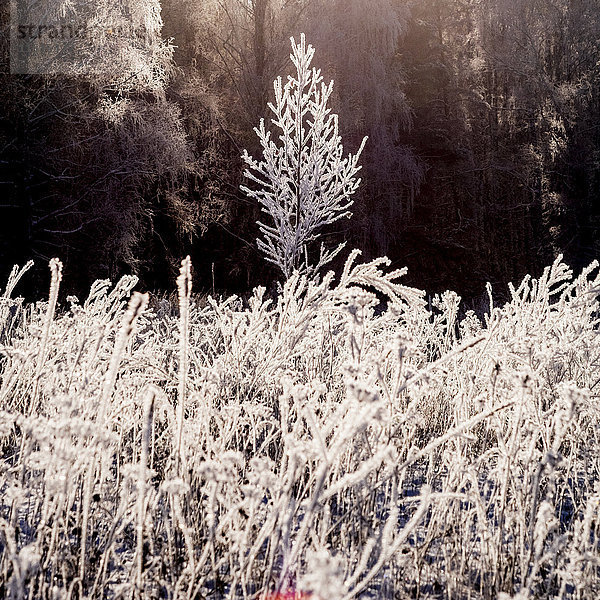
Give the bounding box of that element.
[1,252,599,599]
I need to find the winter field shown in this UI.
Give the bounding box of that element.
[1,252,600,599]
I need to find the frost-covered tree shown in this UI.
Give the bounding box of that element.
[241,34,367,279]
[0,0,197,284]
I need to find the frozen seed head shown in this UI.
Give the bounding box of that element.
[177,255,192,305]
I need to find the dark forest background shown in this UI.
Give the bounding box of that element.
[1,0,599,301]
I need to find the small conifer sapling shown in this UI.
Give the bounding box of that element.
[241,34,367,279]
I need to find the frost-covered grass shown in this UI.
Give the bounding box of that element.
[1,252,600,599]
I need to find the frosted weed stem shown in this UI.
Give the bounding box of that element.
[29,258,62,416]
[136,387,155,597]
[0,260,33,341]
[79,291,148,586]
[10,260,61,530]
[175,256,191,474]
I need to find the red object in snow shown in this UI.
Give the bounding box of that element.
[265,591,313,600]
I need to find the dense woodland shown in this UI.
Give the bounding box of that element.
[1,0,599,298]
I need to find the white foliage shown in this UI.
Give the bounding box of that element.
[1,253,600,598]
[241,34,367,279]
